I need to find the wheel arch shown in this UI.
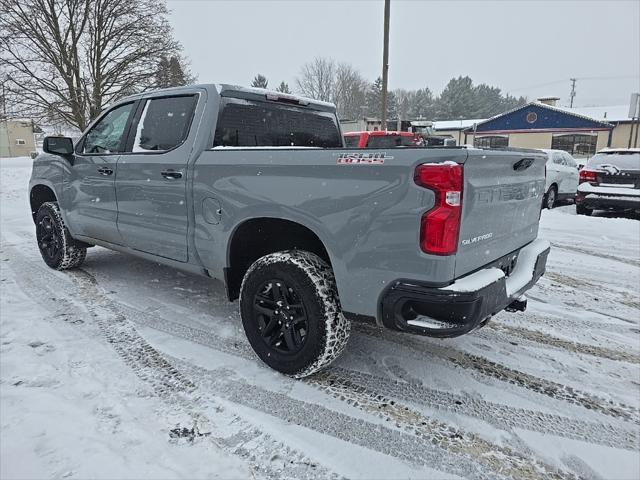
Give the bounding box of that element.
[30,184,58,223]
[225,217,333,301]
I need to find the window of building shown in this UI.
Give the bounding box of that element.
[213,98,342,148]
[132,95,197,152]
[551,133,597,157]
[15,139,26,145]
[82,102,134,154]
[474,135,508,148]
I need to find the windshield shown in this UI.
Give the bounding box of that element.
[586,152,640,171]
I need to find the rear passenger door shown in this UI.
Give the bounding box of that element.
[115,94,198,262]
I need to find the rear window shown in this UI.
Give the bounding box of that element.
[587,152,640,171]
[367,135,415,148]
[213,98,342,148]
[344,135,360,147]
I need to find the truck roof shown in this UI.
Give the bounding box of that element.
[115,83,337,113]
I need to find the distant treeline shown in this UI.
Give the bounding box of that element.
[252,58,527,121]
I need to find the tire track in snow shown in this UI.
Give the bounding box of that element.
[550,242,640,268]
[485,323,640,364]
[5,246,517,480]
[1,241,341,480]
[170,360,578,480]
[112,296,639,451]
[356,323,640,424]
[6,240,637,472]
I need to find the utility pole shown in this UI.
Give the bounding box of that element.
[569,78,576,108]
[380,0,390,130]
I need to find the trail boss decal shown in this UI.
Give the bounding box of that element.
[337,152,392,164]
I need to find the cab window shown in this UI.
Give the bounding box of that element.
[343,135,359,147]
[81,102,134,154]
[367,135,415,148]
[132,95,197,152]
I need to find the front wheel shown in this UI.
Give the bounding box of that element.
[35,202,87,270]
[240,250,350,378]
[545,186,557,209]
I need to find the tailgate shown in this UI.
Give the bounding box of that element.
[455,149,546,278]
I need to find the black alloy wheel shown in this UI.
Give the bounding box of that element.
[253,279,309,354]
[37,213,63,264]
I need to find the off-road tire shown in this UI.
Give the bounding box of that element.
[576,204,593,216]
[240,250,350,378]
[35,202,87,270]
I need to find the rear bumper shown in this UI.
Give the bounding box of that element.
[576,192,640,210]
[380,239,550,338]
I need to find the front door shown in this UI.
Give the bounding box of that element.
[116,94,198,262]
[63,101,136,244]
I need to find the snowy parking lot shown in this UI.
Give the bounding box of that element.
[1,156,639,479]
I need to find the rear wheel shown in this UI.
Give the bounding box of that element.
[545,185,557,209]
[576,204,593,216]
[35,202,87,270]
[240,250,350,377]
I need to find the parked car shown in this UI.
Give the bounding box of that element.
[540,149,579,209]
[344,130,422,148]
[575,148,640,215]
[29,84,550,377]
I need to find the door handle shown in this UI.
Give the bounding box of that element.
[161,169,183,180]
[97,167,113,176]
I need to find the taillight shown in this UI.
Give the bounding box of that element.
[579,169,598,184]
[414,163,463,255]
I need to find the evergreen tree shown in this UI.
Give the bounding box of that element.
[155,56,172,88]
[168,56,187,86]
[155,55,194,88]
[276,81,291,93]
[365,77,396,120]
[251,74,268,89]
[435,76,476,120]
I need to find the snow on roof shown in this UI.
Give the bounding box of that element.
[432,118,486,130]
[465,101,614,130]
[555,105,630,123]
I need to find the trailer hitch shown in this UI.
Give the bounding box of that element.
[505,296,527,313]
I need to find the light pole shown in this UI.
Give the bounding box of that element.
[380,0,390,130]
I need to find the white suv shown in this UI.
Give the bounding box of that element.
[576,148,640,216]
[541,149,579,209]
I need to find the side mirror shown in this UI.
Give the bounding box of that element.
[43,136,74,157]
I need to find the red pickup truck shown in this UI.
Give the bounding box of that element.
[344,130,422,148]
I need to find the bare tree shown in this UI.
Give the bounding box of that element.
[0,0,184,130]
[333,63,367,120]
[295,57,335,102]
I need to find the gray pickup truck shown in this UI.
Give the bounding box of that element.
[29,84,550,377]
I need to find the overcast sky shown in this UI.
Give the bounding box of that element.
[167,0,640,109]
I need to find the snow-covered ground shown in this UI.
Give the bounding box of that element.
[1,156,639,479]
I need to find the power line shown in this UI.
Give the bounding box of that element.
[509,75,639,93]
